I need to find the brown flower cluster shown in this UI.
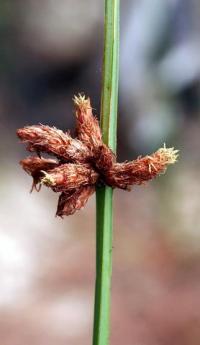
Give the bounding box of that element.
[17,94,178,217]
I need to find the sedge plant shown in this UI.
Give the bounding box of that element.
[16,0,178,344]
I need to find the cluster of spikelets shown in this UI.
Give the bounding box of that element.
[17,94,178,217]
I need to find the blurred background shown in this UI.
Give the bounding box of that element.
[0,0,200,344]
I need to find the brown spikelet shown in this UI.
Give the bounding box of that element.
[73,94,102,152]
[41,163,99,192]
[17,125,91,163]
[20,156,58,191]
[56,186,95,217]
[73,94,115,173]
[105,146,179,190]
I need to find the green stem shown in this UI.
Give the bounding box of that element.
[93,1,120,345]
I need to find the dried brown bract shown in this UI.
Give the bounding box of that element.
[17,94,178,216]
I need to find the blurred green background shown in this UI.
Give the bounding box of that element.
[0,1,200,344]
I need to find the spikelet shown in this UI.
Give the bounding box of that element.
[56,186,95,217]
[17,125,91,163]
[41,163,99,192]
[105,146,179,190]
[73,94,115,167]
[74,94,102,151]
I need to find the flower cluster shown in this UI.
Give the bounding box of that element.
[17,94,178,217]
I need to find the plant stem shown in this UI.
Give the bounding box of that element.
[93,1,120,345]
